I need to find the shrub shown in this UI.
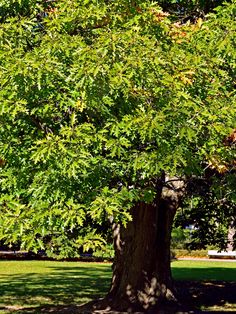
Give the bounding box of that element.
[171,227,192,250]
[93,244,114,260]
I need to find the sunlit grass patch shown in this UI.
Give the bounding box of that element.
[171,260,236,281]
[0,261,112,310]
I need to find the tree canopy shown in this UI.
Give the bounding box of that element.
[0,0,235,257]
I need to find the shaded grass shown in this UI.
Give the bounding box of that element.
[172,260,236,312]
[0,260,236,312]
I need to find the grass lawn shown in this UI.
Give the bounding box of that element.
[172,259,236,281]
[0,260,236,312]
[0,260,112,312]
[172,260,236,312]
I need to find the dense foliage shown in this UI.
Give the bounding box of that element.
[175,175,236,250]
[0,0,235,257]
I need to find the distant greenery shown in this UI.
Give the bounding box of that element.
[173,249,208,258]
[171,227,192,249]
[93,244,114,260]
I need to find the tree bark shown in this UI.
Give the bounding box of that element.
[227,220,235,251]
[106,178,185,312]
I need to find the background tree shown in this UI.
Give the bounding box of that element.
[0,0,235,311]
[174,171,236,251]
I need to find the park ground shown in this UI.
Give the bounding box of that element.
[0,260,236,313]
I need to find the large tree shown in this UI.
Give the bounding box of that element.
[0,0,235,311]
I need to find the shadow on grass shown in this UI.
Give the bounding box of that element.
[0,264,236,313]
[176,280,236,313]
[0,264,111,313]
[173,266,236,313]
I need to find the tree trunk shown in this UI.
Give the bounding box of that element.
[227,220,235,251]
[106,178,185,312]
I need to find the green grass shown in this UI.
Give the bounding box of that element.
[172,260,236,312]
[0,260,112,311]
[171,260,236,281]
[0,260,236,312]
